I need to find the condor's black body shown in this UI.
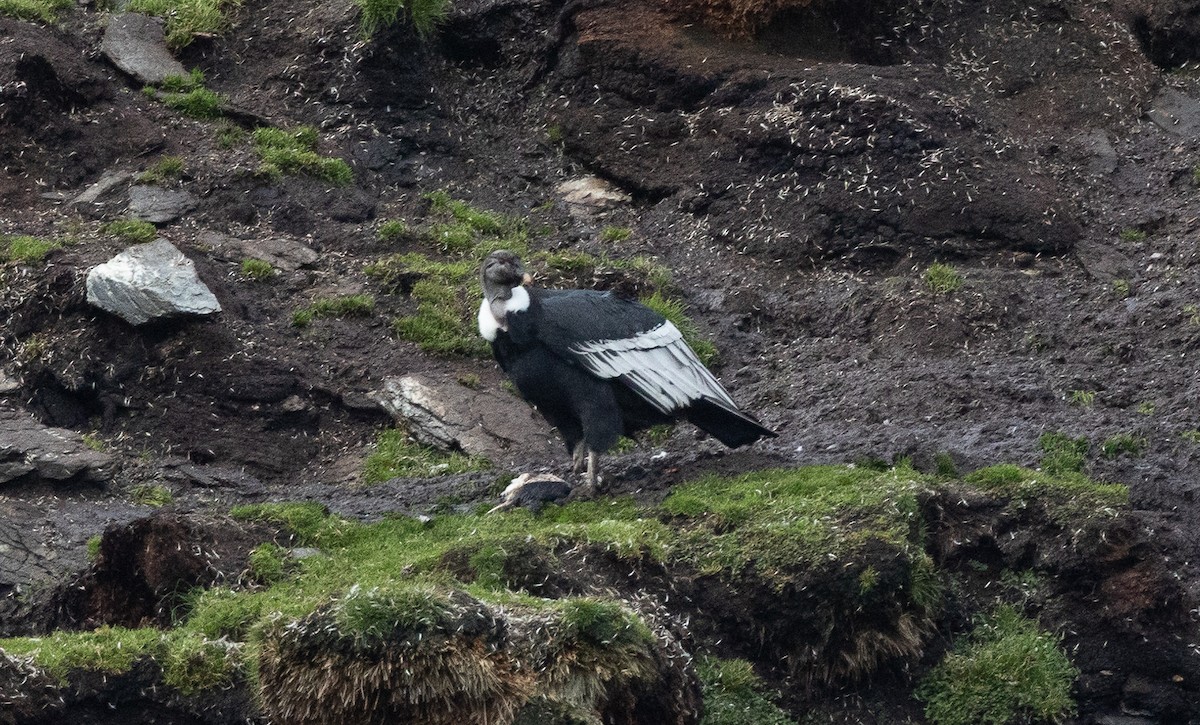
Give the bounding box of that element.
[479,250,776,489]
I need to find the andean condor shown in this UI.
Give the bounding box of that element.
[478,250,776,490]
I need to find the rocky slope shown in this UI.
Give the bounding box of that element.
[3,0,1200,722]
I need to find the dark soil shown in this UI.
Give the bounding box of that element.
[4,0,1200,721]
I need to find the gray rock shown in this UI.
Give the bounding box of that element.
[200,231,320,272]
[0,370,18,394]
[1146,88,1200,139]
[86,239,221,325]
[127,184,197,224]
[374,374,560,463]
[71,170,134,212]
[0,406,115,486]
[100,13,186,85]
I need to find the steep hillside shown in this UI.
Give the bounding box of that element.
[3,0,1200,721]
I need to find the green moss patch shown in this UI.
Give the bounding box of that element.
[102,219,158,244]
[362,428,490,483]
[357,0,449,40]
[1,235,62,264]
[292,294,374,327]
[0,0,72,23]
[127,0,239,50]
[917,605,1078,725]
[0,627,242,695]
[253,126,352,186]
[963,464,1127,522]
[697,656,796,725]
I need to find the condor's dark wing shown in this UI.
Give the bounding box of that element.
[533,289,741,416]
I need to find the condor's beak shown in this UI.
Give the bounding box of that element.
[521,272,533,285]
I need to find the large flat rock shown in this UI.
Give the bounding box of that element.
[100,13,186,85]
[374,374,560,464]
[0,406,115,486]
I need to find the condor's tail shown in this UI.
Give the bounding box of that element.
[684,397,777,448]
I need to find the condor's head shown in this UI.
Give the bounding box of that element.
[481,250,531,302]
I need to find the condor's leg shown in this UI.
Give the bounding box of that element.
[571,443,587,474]
[584,449,601,491]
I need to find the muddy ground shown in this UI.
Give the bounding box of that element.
[3,0,1200,721]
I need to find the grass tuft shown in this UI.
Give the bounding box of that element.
[1100,433,1146,459]
[240,258,275,280]
[127,0,239,50]
[2,235,62,264]
[0,0,73,23]
[138,156,185,185]
[925,262,963,295]
[103,219,158,244]
[253,126,352,186]
[357,0,448,39]
[1038,432,1088,476]
[132,484,174,508]
[292,294,374,327]
[917,605,1078,725]
[362,428,489,483]
[697,655,797,725]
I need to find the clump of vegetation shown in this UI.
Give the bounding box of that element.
[1038,432,1088,476]
[356,0,448,39]
[1136,401,1155,416]
[138,156,185,186]
[917,605,1078,725]
[1067,389,1095,407]
[132,484,174,508]
[247,543,288,584]
[292,294,375,327]
[103,219,158,244]
[1,235,62,264]
[127,0,238,50]
[1118,227,1146,242]
[240,258,275,281]
[1182,429,1200,444]
[1101,433,1147,459]
[600,226,632,242]
[456,373,481,389]
[86,536,102,563]
[925,262,963,294]
[377,219,410,243]
[216,123,246,149]
[362,428,489,483]
[252,126,352,186]
[0,0,72,23]
[0,627,242,695]
[1184,303,1200,326]
[1111,278,1130,298]
[934,452,958,478]
[697,656,797,725]
[151,70,225,120]
[963,464,1127,522]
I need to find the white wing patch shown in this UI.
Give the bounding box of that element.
[569,321,738,414]
[478,286,531,342]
